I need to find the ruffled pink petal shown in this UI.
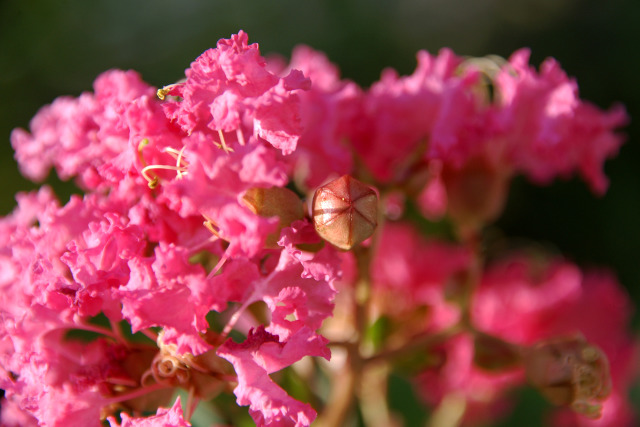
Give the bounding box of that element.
[218,327,320,427]
[108,397,191,427]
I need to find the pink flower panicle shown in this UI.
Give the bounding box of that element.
[2,30,634,427]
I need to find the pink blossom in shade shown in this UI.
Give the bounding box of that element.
[11,70,155,189]
[416,160,448,221]
[493,49,628,194]
[415,334,524,427]
[108,397,191,427]
[218,327,322,427]
[1,334,137,427]
[545,272,638,427]
[117,243,212,355]
[0,192,106,330]
[203,257,262,311]
[271,46,359,189]
[349,48,484,182]
[471,256,583,345]
[472,257,638,426]
[162,31,308,155]
[369,222,470,330]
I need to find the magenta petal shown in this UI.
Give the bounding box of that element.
[108,397,191,427]
[218,327,319,427]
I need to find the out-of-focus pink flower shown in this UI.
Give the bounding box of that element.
[472,256,638,426]
[349,48,484,183]
[370,222,470,330]
[472,256,583,344]
[493,49,628,194]
[416,333,524,427]
[0,396,39,427]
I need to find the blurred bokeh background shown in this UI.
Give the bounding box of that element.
[1,0,638,425]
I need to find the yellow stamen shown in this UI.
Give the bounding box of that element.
[203,216,223,239]
[141,165,187,189]
[137,138,150,166]
[157,84,180,101]
[214,129,234,153]
[138,139,159,188]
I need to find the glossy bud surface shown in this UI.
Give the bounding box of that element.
[312,175,378,250]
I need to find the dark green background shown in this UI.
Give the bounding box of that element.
[1,1,638,425]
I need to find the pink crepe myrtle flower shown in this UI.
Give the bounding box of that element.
[349,48,485,183]
[493,49,629,195]
[11,70,156,190]
[218,326,329,427]
[2,29,633,427]
[161,30,309,155]
[268,45,361,190]
[472,256,638,426]
[368,222,471,331]
[415,333,524,427]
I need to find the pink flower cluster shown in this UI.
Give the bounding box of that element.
[1,30,634,427]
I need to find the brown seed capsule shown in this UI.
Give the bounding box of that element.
[312,175,378,250]
[523,335,611,419]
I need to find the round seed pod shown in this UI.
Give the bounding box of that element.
[312,175,378,250]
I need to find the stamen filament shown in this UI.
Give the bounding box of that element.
[141,165,188,188]
[105,377,139,388]
[185,387,199,421]
[140,328,159,343]
[104,382,172,406]
[221,296,253,339]
[175,145,188,178]
[236,128,246,146]
[138,139,160,188]
[202,215,223,239]
[206,250,230,279]
[215,130,234,153]
[66,322,123,343]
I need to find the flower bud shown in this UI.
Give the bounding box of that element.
[242,187,305,248]
[442,156,509,239]
[524,336,611,419]
[312,175,378,250]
